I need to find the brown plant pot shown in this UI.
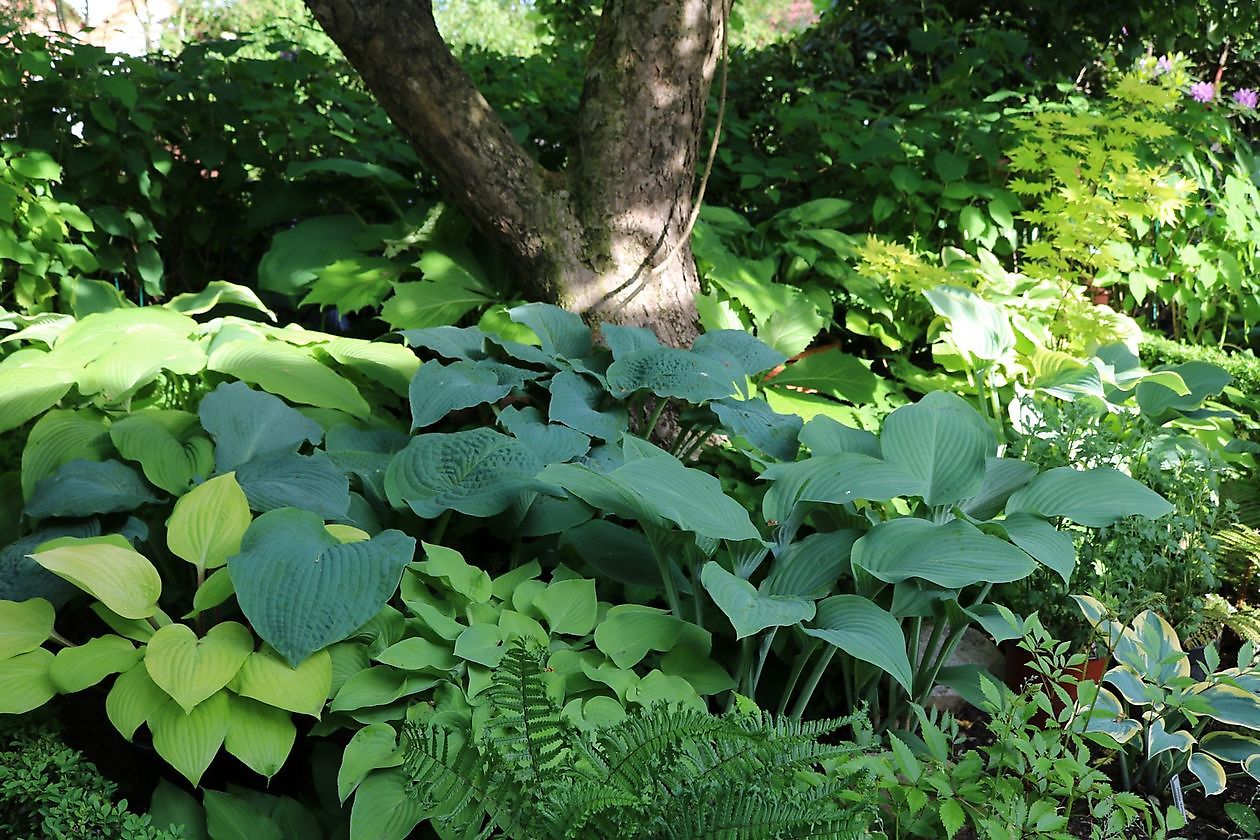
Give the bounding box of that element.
[1002,641,1109,710]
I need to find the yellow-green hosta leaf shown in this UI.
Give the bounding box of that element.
[224,694,296,780]
[20,408,112,500]
[337,723,403,804]
[76,324,205,403]
[0,363,74,435]
[0,598,54,658]
[149,690,231,786]
[49,634,140,693]
[145,621,254,713]
[106,663,168,741]
[189,567,235,616]
[110,410,215,495]
[349,768,426,840]
[167,473,251,571]
[229,647,332,718]
[208,338,371,418]
[0,648,56,713]
[32,538,162,619]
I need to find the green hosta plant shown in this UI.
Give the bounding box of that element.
[1072,596,1260,800]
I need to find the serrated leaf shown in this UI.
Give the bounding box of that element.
[768,348,879,403]
[301,257,400,314]
[380,280,491,329]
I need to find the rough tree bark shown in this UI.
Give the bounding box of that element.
[303,0,725,346]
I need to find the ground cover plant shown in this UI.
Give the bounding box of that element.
[3,1,1260,838]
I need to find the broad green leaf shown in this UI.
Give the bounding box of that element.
[230,647,332,717]
[798,416,881,458]
[758,291,826,357]
[535,578,598,636]
[33,537,162,619]
[880,390,993,506]
[961,457,1037,520]
[145,621,254,713]
[380,279,492,329]
[659,643,736,695]
[559,519,659,586]
[547,370,628,441]
[149,690,231,785]
[701,562,815,639]
[606,346,737,401]
[320,337,420,396]
[763,530,860,598]
[1136,361,1230,419]
[1147,718,1193,758]
[507,303,591,359]
[1199,684,1260,729]
[349,769,425,840]
[198,382,324,472]
[26,459,161,520]
[802,595,913,692]
[20,408,112,500]
[110,410,215,495]
[709,397,802,461]
[149,778,209,840]
[594,606,688,668]
[408,359,513,429]
[454,623,504,667]
[165,280,276,321]
[224,694,297,780]
[287,158,411,188]
[330,666,437,711]
[235,452,351,519]
[0,648,56,713]
[499,405,592,464]
[604,325,661,359]
[168,472,252,571]
[258,215,366,295]
[767,348,879,404]
[398,325,487,361]
[191,568,235,614]
[924,285,1015,362]
[202,790,283,840]
[761,452,925,523]
[337,723,403,804]
[74,324,204,403]
[1005,467,1173,527]
[49,634,139,693]
[1187,752,1227,797]
[995,514,1074,585]
[1200,731,1260,764]
[852,518,1036,588]
[374,637,458,672]
[385,428,543,518]
[0,363,73,434]
[106,662,168,740]
[691,329,785,377]
[228,509,415,666]
[208,338,371,418]
[0,597,54,658]
[413,542,492,602]
[301,256,400,314]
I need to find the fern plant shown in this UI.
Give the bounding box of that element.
[401,643,876,839]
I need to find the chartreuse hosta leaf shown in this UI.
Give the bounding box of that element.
[594,605,690,669]
[879,390,994,507]
[32,536,162,619]
[411,542,492,603]
[49,634,140,693]
[227,509,415,666]
[852,518,1036,589]
[229,647,332,717]
[1005,466,1173,528]
[149,689,231,785]
[0,597,54,658]
[167,472,252,572]
[0,362,74,435]
[110,409,215,495]
[144,621,254,713]
[0,648,56,713]
[802,595,913,693]
[106,663,168,741]
[224,694,297,780]
[385,428,544,518]
[208,337,371,418]
[701,562,815,639]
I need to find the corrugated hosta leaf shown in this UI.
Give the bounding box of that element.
[235,452,351,519]
[227,509,415,666]
[852,518,1036,589]
[1005,467,1173,527]
[802,595,913,692]
[879,390,994,507]
[606,346,737,401]
[691,329,785,377]
[198,382,324,472]
[25,459,161,520]
[385,428,544,518]
[208,338,371,418]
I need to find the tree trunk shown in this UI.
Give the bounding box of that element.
[303,0,724,346]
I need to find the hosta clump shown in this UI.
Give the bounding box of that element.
[401,642,876,839]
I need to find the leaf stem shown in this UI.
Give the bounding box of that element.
[48,630,76,648]
[790,646,837,720]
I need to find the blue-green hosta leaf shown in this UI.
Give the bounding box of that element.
[1200,731,1260,764]
[227,509,416,666]
[499,406,591,464]
[1147,718,1194,759]
[603,325,660,359]
[507,303,591,359]
[924,285,1015,362]
[198,382,324,472]
[1187,752,1227,797]
[802,595,913,692]
[26,459,161,520]
[767,348,879,404]
[1136,361,1230,419]
[408,360,514,429]
[993,513,1074,585]
[1005,467,1173,527]
[606,346,737,401]
[760,452,924,524]
[852,518,1036,588]
[385,429,544,518]
[880,390,994,507]
[21,409,112,500]
[235,453,351,519]
[798,416,881,458]
[547,370,628,441]
[109,409,214,495]
[559,519,659,586]
[709,397,802,461]
[961,457,1038,521]
[541,455,759,542]
[692,329,785,378]
[701,562,814,639]
[397,325,487,361]
[208,338,370,418]
[0,522,99,606]
[763,530,860,598]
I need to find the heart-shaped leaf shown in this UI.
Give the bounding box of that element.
[230,647,332,717]
[145,621,254,713]
[149,690,231,785]
[235,452,351,519]
[547,371,628,441]
[228,509,415,666]
[224,694,297,780]
[167,472,252,572]
[408,360,514,429]
[606,346,737,401]
[701,562,815,639]
[198,382,324,472]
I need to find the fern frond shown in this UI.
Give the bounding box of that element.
[484,642,569,781]
[597,706,728,792]
[660,783,872,840]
